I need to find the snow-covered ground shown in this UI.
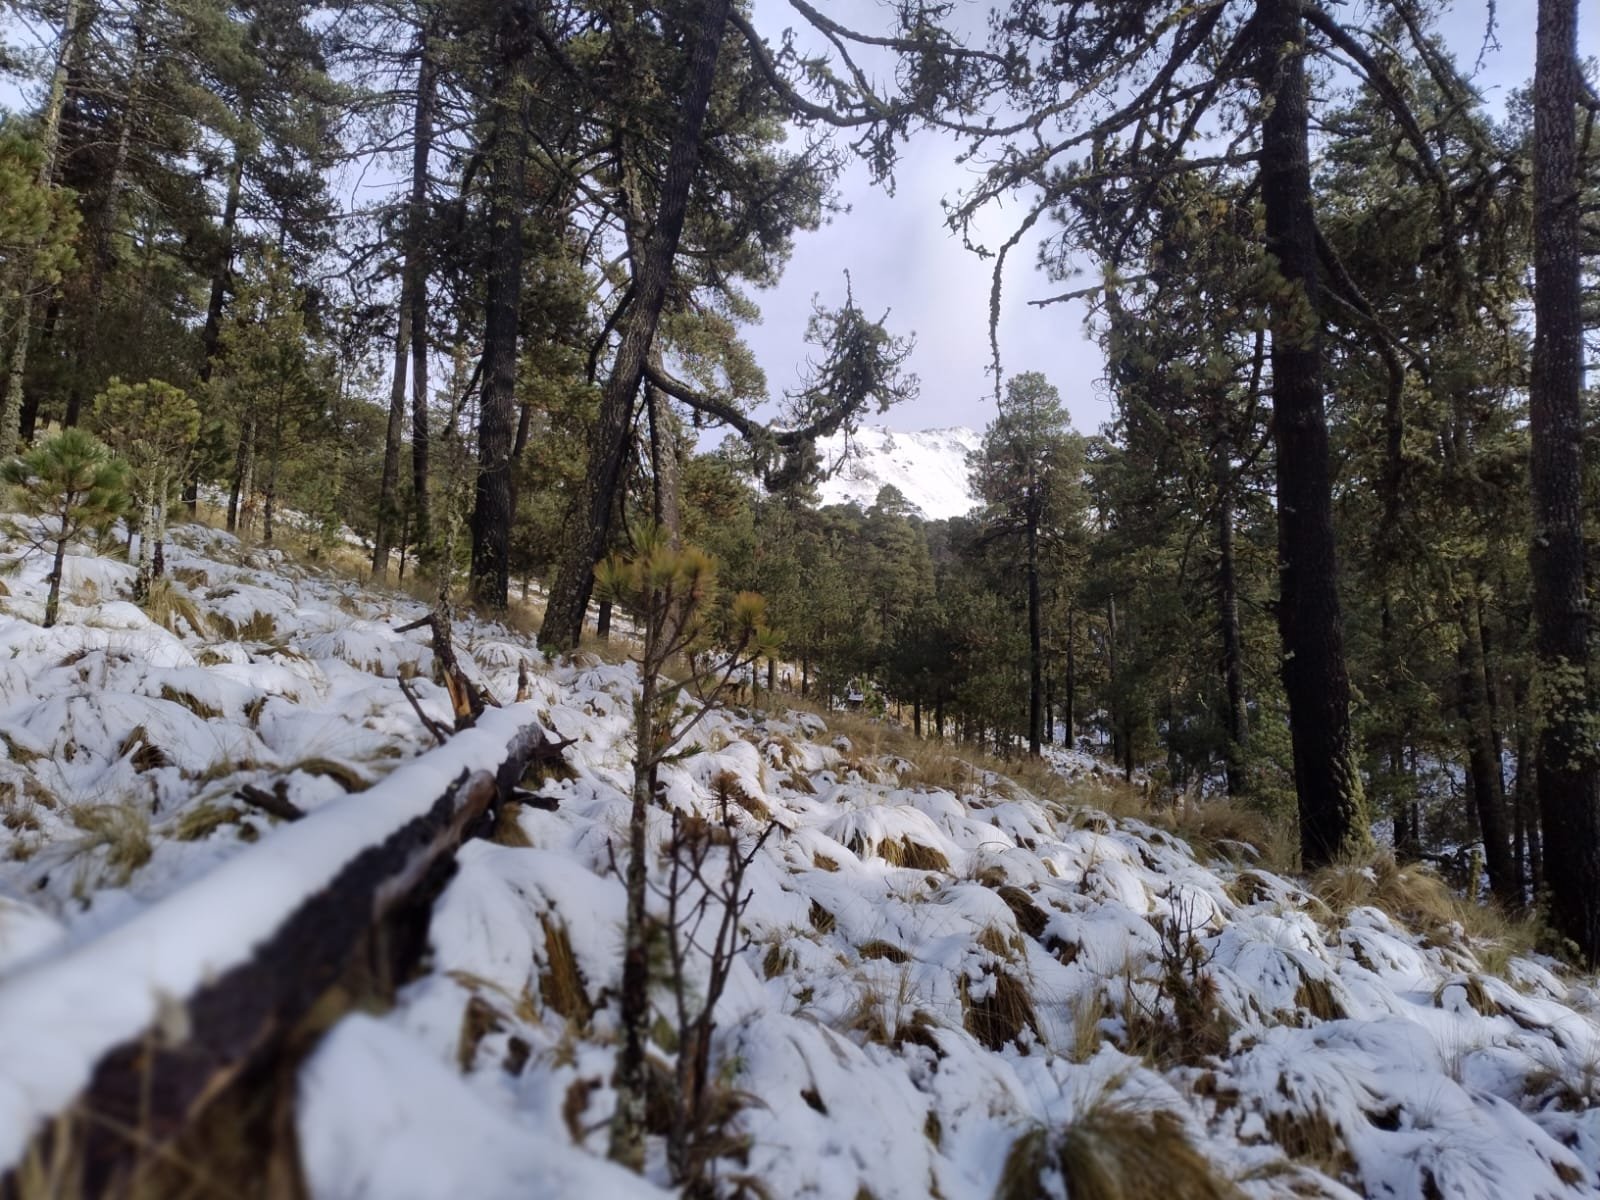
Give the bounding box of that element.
[814,425,982,519]
[3,520,1600,1199]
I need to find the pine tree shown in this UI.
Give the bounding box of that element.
[91,377,199,597]
[3,428,128,627]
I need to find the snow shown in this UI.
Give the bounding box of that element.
[0,703,540,1172]
[1,515,1600,1198]
[813,424,982,519]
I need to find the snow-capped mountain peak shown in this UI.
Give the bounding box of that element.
[813,424,981,520]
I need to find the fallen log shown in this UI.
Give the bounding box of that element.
[0,707,569,1199]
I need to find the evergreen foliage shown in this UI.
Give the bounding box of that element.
[2,428,127,627]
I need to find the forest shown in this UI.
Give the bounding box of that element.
[0,0,1597,1012]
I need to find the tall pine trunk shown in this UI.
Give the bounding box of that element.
[539,0,735,649]
[1256,0,1368,866]
[1529,0,1598,959]
[410,30,435,556]
[1457,597,1514,902]
[228,412,255,534]
[373,274,412,577]
[1026,518,1043,756]
[1217,476,1248,798]
[647,377,681,543]
[468,5,534,610]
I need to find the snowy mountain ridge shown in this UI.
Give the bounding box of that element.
[813,424,982,520]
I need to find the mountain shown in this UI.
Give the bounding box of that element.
[812,424,981,520]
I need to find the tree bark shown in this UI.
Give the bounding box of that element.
[1256,0,1369,867]
[409,29,436,555]
[45,533,68,629]
[1218,490,1248,797]
[1026,518,1043,757]
[228,412,255,534]
[201,153,245,381]
[372,30,435,578]
[539,0,735,649]
[1457,598,1515,902]
[646,378,682,543]
[372,274,412,577]
[1064,604,1076,745]
[468,5,535,610]
[610,641,659,1170]
[1529,0,1598,959]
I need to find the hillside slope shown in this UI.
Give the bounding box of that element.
[813,425,981,519]
[0,522,1598,1199]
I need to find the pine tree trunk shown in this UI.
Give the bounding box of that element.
[1530,0,1597,959]
[540,0,735,650]
[1256,0,1368,866]
[409,29,435,555]
[183,150,244,517]
[1217,474,1248,797]
[45,533,67,629]
[1457,599,1515,902]
[1517,730,1543,897]
[373,276,412,578]
[263,403,282,545]
[468,5,535,610]
[610,649,658,1170]
[0,0,83,456]
[153,494,168,582]
[228,412,255,534]
[135,499,156,600]
[1064,605,1075,745]
[1026,519,1043,757]
[646,378,682,544]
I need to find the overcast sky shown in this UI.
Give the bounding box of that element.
[738,0,1567,438]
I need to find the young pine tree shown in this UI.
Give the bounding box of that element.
[3,429,128,627]
[92,378,199,598]
[592,528,778,1175]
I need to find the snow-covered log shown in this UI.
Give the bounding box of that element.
[0,705,566,1196]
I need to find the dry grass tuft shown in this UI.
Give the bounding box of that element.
[1293,972,1346,1023]
[209,609,278,643]
[858,940,909,964]
[491,801,534,847]
[994,885,1049,940]
[143,577,208,637]
[286,756,372,793]
[1263,1106,1353,1181]
[1310,855,1540,971]
[997,1107,1244,1200]
[712,769,771,823]
[158,684,223,721]
[71,801,153,885]
[538,915,593,1026]
[457,993,505,1070]
[763,941,797,979]
[852,834,948,873]
[117,725,172,773]
[173,802,239,842]
[960,967,1039,1051]
[808,899,836,935]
